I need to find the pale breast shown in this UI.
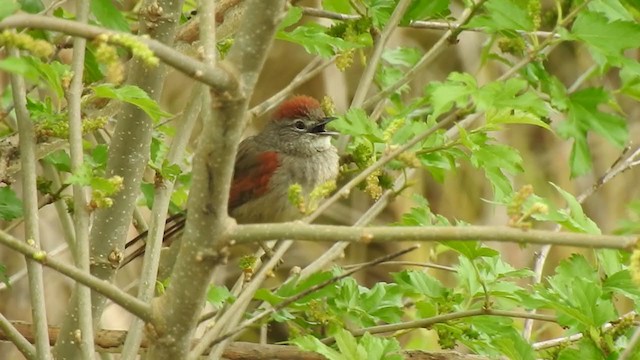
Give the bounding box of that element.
[230,149,339,224]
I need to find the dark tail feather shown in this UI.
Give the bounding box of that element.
[120,213,187,268]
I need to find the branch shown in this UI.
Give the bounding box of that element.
[323,309,556,344]
[0,315,35,359]
[8,44,52,360]
[147,1,287,358]
[350,0,411,108]
[0,229,153,322]
[0,14,235,92]
[66,0,95,356]
[300,7,556,38]
[228,223,636,250]
[0,321,494,360]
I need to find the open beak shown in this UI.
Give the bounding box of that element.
[310,117,339,136]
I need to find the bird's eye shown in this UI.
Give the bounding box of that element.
[293,120,306,130]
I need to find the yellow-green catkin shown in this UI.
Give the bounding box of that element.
[0,31,54,58]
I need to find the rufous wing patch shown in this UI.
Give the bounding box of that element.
[228,151,280,210]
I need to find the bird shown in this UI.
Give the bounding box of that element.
[122,95,340,266]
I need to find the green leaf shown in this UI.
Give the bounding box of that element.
[278,6,303,30]
[549,182,600,234]
[0,57,39,81]
[588,0,634,21]
[206,285,234,308]
[91,144,109,169]
[322,0,352,13]
[0,263,10,288]
[18,0,43,14]
[603,270,640,304]
[557,88,628,177]
[277,23,370,57]
[334,329,365,360]
[140,182,155,209]
[90,0,130,32]
[488,109,551,130]
[393,270,446,298]
[442,241,500,260]
[0,187,23,221]
[292,335,343,360]
[363,0,395,28]
[466,0,534,32]
[402,0,450,23]
[1,0,20,20]
[570,11,640,66]
[43,150,72,173]
[331,108,384,140]
[475,78,549,118]
[425,72,477,118]
[91,84,172,122]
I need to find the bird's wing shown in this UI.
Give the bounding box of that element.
[229,139,280,211]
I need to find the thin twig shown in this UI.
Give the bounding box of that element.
[0,14,235,92]
[343,260,457,272]
[350,0,411,108]
[0,228,153,322]
[248,57,334,118]
[9,44,52,360]
[300,7,556,38]
[0,313,36,359]
[321,308,557,345]
[120,66,207,360]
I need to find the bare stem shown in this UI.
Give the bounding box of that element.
[228,223,636,250]
[0,313,35,359]
[66,0,95,356]
[0,229,153,322]
[0,13,235,92]
[9,45,52,360]
[350,0,411,108]
[147,1,286,358]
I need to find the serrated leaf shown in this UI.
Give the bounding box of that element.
[393,270,446,298]
[334,328,364,359]
[277,22,370,58]
[278,6,303,30]
[292,335,343,360]
[91,84,172,122]
[442,241,500,260]
[571,11,640,66]
[330,108,384,140]
[90,0,129,32]
[466,0,534,32]
[549,182,600,234]
[425,72,476,118]
[0,187,23,221]
[43,150,72,173]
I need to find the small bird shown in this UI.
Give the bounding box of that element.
[123,95,340,265]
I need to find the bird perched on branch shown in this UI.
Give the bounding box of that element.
[123,95,340,266]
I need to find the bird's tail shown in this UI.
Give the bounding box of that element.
[120,213,187,268]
